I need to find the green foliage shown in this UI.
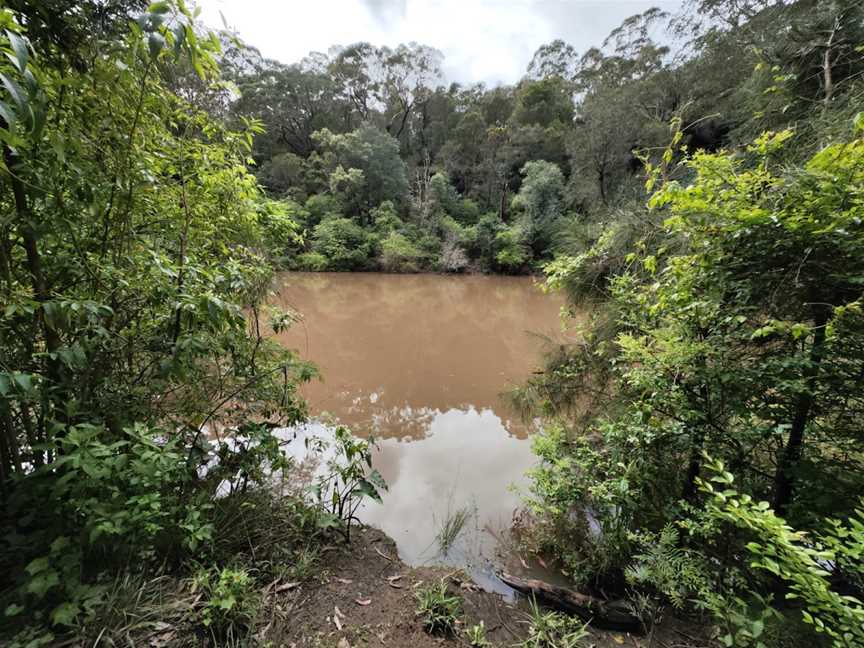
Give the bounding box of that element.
[380,231,424,273]
[514,160,565,257]
[512,77,574,128]
[193,566,259,637]
[415,580,462,636]
[257,199,306,263]
[296,251,329,272]
[0,2,318,638]
[313,426,387,540]
[701,458,864,647]
[435,506,472,556]
[371,200,404,234]
[313,125,410,215]
[523,115,864,644]
[310,217,378,270]
[466,620,491,646]
[494,227,529,273]
[520,597,589,648]
[525,424,642,585]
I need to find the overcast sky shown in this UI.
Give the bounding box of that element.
[198,0,684,87]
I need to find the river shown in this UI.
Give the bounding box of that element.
[269,272,565,592]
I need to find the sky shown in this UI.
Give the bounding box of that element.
[198,0,684,87]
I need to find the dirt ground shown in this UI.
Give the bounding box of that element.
[255,527,714,648]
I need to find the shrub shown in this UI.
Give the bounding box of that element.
[257,199,306,263]
[380,232,424,272]
[415,581,462,635]
[295,251,329,271]
[520,597,589,648]
[311,217,377,270]
[372,200,404,235]
[193,566,259,638]
[494,227,529,272]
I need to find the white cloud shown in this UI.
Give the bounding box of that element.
[198,0,683,86]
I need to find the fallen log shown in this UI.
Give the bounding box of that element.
[497,572,643,633]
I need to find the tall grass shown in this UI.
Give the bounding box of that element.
[435,506,472,555]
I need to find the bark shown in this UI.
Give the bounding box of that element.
[5,149,61,360]
[772,305,829,516]
[597,165,608,205]
[682,428,706,502]
[822,18,839,112]
[498,572,642,632]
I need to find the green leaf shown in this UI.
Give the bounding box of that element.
[148,32,166,60]
[0,71,27,112]
[5,30,28,72]
[50,601,80,626]
[0,98,15,129]
[4,603,23,617]
[355,478,383,503]
[26,569,60,597]
[25,556,50,575]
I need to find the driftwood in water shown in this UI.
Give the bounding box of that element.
[498,572,642,633]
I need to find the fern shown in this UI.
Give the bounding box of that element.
[626,525,713,608]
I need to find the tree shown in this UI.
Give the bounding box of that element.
[514,160,566,257]
[0,2,316,633]
[233,59,347,159]
[511,77,574,129]
[312,125,410,220]
[311,217,377,270]
[527,39,581,83]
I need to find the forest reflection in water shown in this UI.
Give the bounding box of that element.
[270,272,566,590]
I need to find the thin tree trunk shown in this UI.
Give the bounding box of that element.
[822,18,839,113]
[598,166,608,205]
[772,305,829,516]
[5,150,61,360]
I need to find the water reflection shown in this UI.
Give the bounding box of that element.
[269,272,565,581]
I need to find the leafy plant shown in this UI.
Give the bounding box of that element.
[700,458,864,647]
[193,566,259,638]
[520,597,589,648]
[314,426,387,540]
[415,580,462,636]
[466,620,492,646]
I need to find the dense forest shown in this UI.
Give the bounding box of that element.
[0,0,863,646]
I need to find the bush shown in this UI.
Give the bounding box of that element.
[520,597,589,648]
[257,199,306,263]
[311,217,377,270]
[494,227,530,273]
[415,581,462,636]
[295,251,329,271]
[304,194,343,229]
[193,566,259,638]
[380,232,424,273]
[372,200,405,235]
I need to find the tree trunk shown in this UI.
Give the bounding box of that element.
[498,572,642,632]
[822,18,839,112]
[772,305,829,516]
[682,427,706,501]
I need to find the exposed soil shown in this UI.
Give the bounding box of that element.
[255,527,715,648]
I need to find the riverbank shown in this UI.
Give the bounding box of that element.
[114,525,710,648]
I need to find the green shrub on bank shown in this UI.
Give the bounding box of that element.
[310,217,378,270]
[520,121,864,646]
[380,232,424,272]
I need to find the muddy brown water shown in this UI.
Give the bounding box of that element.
[269,272,566,592]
